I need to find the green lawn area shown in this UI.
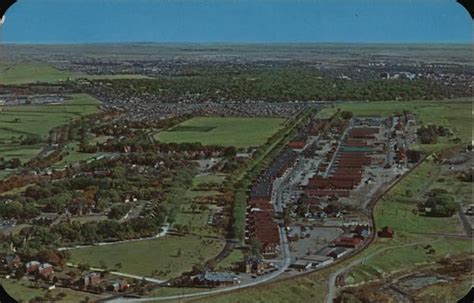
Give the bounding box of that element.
[0,94,99,162]
[0,278,101,302]
[156,117,285,148]
[192,174,226,188]
[0,63,72,84]
[55,141,99,166]
[0,63,150,84]
[375,161,460,234]
[186,190,222,199]
[346,154,472,285]
[70,235,225,279]
[216,249,245,271]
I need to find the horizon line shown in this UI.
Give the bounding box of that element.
[1,41,472,47]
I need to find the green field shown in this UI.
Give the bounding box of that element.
[216,249,245,271]
[70,235,225,279]
[0,63,72,84]
[192,174,226,188]
[156,117,285,148]
[0,63,150,84]
[0,94,99,163]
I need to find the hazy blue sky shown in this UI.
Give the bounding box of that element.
[1,0,472,44]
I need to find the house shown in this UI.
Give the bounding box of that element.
[107,280,129,292]
[300,255,333,268]
[3,255,21,269]
[54,272,73,287]
[407,150,421,163]
[378,226,394,238]
[80,272,101,288]
[25,261,41,274]
[328,247,348,259]
[240,255,265,274]
[195,272,240,287]
[37,263,54,279]
[334,236,362,248]
[290,259,312,271]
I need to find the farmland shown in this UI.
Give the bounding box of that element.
[0,63,149,84]
[70,235,226,279]
[0,63,72,84]
[156,117,286,148]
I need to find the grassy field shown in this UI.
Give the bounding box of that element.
[0,63,72,84]
[0,63,149,84]
[375,160,461,234]
[55,141,102,166]
[0,94,99,162]
[70,235,225,279]
[0,278,101,302]
[216,249,245,271]
[156,117,285,148]
[192,174,226,188]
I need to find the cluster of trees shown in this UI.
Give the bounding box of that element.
[421,189,457,217]
[0,157,22,170]
[0,199,40,220]
[417,125,450,144]
[89,68,463,103]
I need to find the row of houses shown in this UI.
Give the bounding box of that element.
[1,255,129,294]
[305,122,383,199]
[246,149,298,257]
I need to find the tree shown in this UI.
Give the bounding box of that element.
[250,238,263,257]
[78,263,90,273]
[424,190,456,217]
[198,204,208,213]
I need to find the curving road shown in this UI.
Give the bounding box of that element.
[109,228,291,302]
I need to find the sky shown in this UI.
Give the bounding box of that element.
[0,0,472,44]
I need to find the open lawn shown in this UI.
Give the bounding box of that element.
[70,235,225,279]
[156,117,285,148]
[0,63,72,84]
[55,141,102,166]
[216,249,245,271]
[0,94,99,162]
[192,174,226,188]
[0,63,150,84]
[375,160,461,234]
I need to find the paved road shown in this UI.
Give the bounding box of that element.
[58,224,170,251]
[66,263,167,284]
